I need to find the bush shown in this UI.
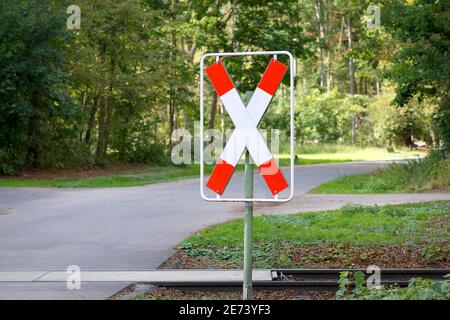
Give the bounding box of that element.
[110,115,169,165]
[313,152,450,193]
[391,152,450,192]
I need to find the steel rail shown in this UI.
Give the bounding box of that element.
[150,269,450,290]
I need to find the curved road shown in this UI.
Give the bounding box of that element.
[0,160,446,299]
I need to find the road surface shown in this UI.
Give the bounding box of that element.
[0,160,448,299]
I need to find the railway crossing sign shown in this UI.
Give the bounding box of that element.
[206,59,288,196]
[200,51,295,202]
[199,51,295,300]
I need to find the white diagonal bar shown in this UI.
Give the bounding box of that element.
[220,88,273,167]
[221,87,273,166]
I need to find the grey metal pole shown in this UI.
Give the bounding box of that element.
[243,91,254,300]
[243,150,253,300]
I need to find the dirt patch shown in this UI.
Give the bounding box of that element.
[426,216,450,232]
[133,287,335,300]
[288,243,449,269]
[160,243,449,270]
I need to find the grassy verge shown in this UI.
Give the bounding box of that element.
[310,153,450,194]
[165,202,450,269]
[283,144,424,163]
[0,164,211,188]
[0,145,424,188]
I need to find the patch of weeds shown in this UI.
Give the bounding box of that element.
[337,272,450,300]
[420,245,447,264]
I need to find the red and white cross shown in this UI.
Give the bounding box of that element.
[205,58,289,196]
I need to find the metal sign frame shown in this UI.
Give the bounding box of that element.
[200,51,295,203]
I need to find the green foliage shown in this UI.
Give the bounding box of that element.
[294,86,432,146]
[338,272,450,300]
[311,152,450,194]
[110,115,168,165]
[297,89,345,143]
[0,0,85,173]
[384,0,450,148]
[0,0,446,174]
[366,89,435,147]
[336,271,351,298]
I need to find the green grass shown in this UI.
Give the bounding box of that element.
[0,145,425,188]
[0,157,337,189]
[279,144,424,166]
[0,165,208,188]
[310,153,450,194]
[184,202,449,246]
[285,144,424,162]
[180,202,450,268]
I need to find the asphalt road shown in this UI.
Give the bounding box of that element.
[0,160,415,299]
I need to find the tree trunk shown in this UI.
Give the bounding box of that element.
[96,96,107,159]
[347,17,355,96]
[85,94,99,144]
[346,16,356,143]
[208,91,218,129]
[338,16,345,54]
[326,49,332,92]
[168,31,177,149]
[315,0,325,89]
[220,103,225,130]
[376,76,381,95]
[168,87,176,149]
[95,43,108,160]
[326,0,333,92]
[180,38,196,133]
[96,52,116,160]
[104,98,113,156]
[430,128,436,148]
[26,91,41,166]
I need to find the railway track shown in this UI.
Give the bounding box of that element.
[156,269,450,290]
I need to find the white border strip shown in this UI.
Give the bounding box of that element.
[0,270,273,282]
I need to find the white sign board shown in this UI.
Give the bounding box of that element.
[200,51,295,202]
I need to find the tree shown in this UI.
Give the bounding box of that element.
[0,0,79,173]
[71,0,170,162]
[384,0,450,149]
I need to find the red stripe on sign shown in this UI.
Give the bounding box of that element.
[258,159,288,195]
[206,159,236,195]
[205,61,235,96]
[257,59,288,96]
